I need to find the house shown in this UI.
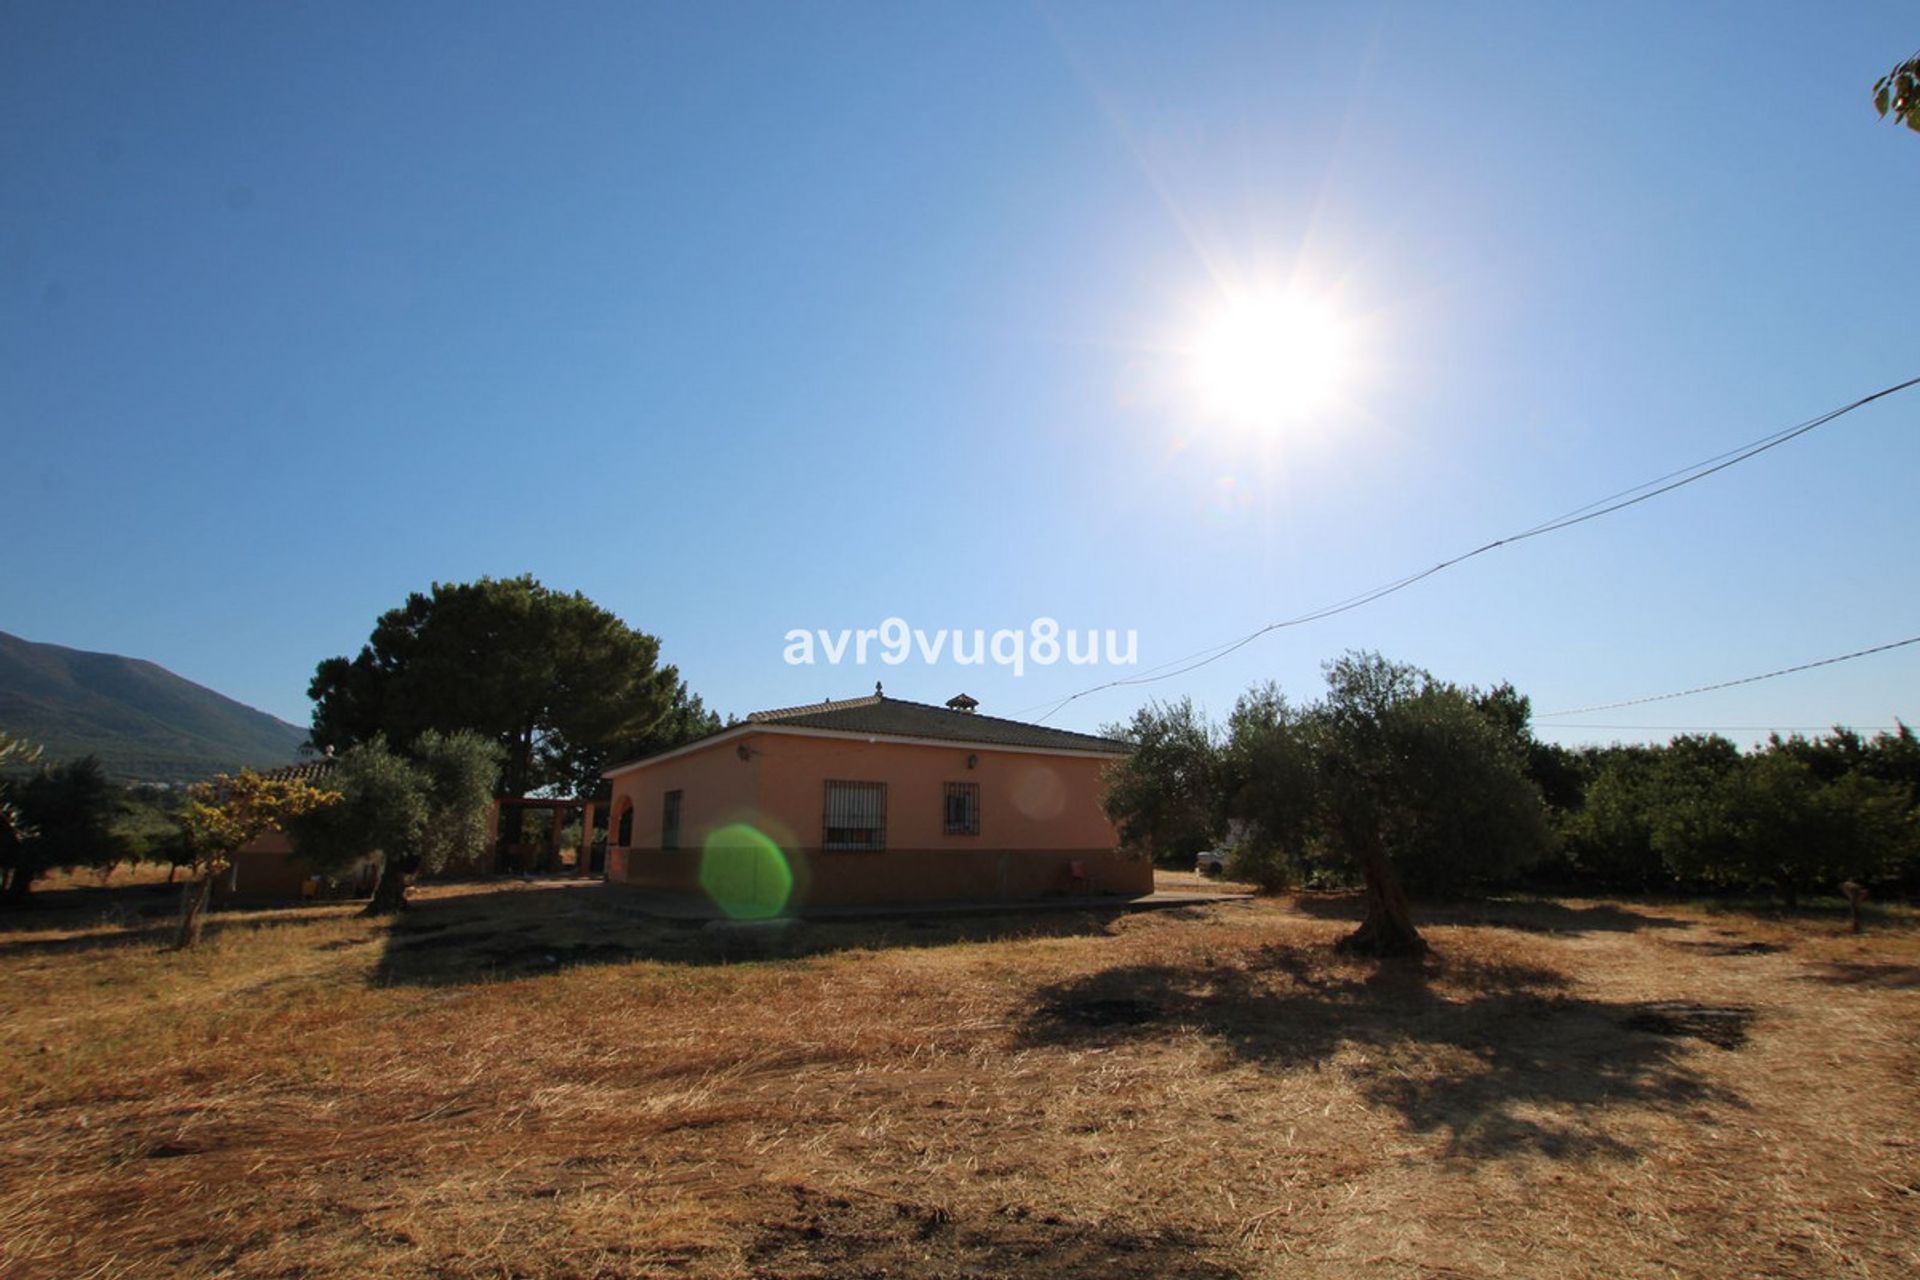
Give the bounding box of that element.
[602,690,1149,912]
[211,759,379,903]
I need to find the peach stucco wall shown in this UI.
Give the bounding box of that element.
[213,830,378,903]
[604,730,1148,908]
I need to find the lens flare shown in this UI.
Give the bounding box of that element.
[698,823,794,920]
[1010,764,1067,820]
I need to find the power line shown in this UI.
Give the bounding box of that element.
[1534,634,1920,719]
[1018,373,1920,724]
[1535,724,1902,734]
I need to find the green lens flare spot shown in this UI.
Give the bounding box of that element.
[698,823,794,920]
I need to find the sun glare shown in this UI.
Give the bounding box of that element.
[1188,290,1353,430]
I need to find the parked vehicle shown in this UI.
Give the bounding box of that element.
[1195,847,1231,877]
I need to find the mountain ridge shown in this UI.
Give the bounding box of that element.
[0,630,309,784]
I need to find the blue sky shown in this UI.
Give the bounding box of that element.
[4,1,1916,749]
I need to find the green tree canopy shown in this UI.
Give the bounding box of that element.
[0,728,43,855]
[1100,698,1222,864]
[0,755,120,903]
[1556,747,1666,890]
[1643,734,1745,887]
[1216,683,1316,890]
[1294,654,1547,953]
[1875,51,1920,132]
[1727,755,1862,905]
[111,785,191,876]
[1105,655,1549,955]
[413,729,506,885]
[290,730,502,914]
[1652,746,1914,904]
[309,576,701,801]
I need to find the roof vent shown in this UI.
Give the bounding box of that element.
[945,693,979,714]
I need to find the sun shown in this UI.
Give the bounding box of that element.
[1188,289,1353,430]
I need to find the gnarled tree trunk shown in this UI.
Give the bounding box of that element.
[173,874,213,949]
[1337,836,1427,958]
[1843,881,1866,933]
[361,855,408,916]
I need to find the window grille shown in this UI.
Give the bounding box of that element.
[823,780,887,850]
[943,782,980,836]
[661,790,683,850]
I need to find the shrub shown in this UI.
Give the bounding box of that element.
[1224,841,1295,892]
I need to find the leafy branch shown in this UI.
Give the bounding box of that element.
[1874,51,1920,133]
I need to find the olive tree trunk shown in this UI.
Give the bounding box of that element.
[1337,836,1428,958]
[173,874,214,949]
[1843,881,1867,933]
[361,856,408,916]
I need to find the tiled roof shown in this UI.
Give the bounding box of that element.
[603,694,1131,775]
[255,758,338,783]
[749,694,1129,755]
[747,695,887,723]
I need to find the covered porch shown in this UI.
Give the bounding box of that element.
[486,796,605,876]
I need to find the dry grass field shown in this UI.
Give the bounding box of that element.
[2,874,1917,1280]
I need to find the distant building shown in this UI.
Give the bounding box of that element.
[212,759,378,903]
[602,692,1148,910]
[213,759,596,902]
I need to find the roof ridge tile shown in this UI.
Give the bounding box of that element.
[747,693,885,722]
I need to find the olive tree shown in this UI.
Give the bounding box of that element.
[289,730,501,915]
[1217,683,1317,891]
[1312,656,1546,953]
[1214,655,1548,956]
[175,769,340,947]
[1100,698,1222,864]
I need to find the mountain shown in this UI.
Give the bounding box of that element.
[0,631,310,784]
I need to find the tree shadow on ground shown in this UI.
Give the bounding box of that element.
[1289,891,1693,937]
[0,888,360,959]
[745,1183,1241,1280]
[370,882,1130,988]
[0,878,180,926]
[1017,945,1746,1161]
[1799,961,1920,989]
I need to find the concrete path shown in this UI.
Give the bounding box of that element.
[604,885,1256,923]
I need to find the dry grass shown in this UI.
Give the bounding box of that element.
[2,875,1917,1279]
[1149,867,1259,896]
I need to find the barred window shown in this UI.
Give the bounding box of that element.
[943,782,980,836]
[661,790,683,850]
[823,780,887,851]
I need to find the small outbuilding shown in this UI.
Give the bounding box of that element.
[212,759,379,904]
